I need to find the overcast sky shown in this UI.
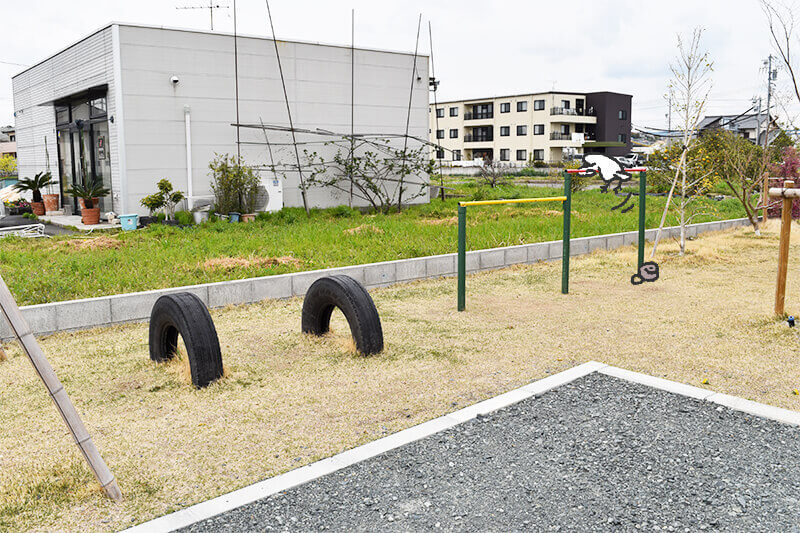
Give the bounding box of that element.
[1,0,796,131]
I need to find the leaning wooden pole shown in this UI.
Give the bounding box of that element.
[771,181,795,316]
[0,274,122,500]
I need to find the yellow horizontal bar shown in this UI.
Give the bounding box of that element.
[459,196,567,207]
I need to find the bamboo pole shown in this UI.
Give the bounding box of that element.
[0,274,122,500]
[774,181,794,316]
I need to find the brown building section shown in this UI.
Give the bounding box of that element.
[584,92,632,158]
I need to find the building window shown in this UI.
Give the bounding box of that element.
[436,129,445,139]
[436,108,444,118]
[534,99,545,111]
[574,124,584,133]
[516,150,527,161]
[618,133,627,143]
[517,125,527,136]
[561,100,570,109]
[450,107,458,117]
[561,124,570,135]
[453,149,461,161]
[436,148,445,159]
[55,105,70,126]
[500,149,510,161]
[449,129,458,139]
[533,149,544,161]
[533,124,544,135]
[618,110,627,120]
[500,102,511,113]
[89,97,107,118]
[517,101,528,112]
[500,126,510,137]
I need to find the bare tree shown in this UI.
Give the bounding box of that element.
[477,159,512,188]
[651,27,714,257]
[762,1,800,104]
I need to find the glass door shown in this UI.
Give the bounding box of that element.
[90,122,112,213]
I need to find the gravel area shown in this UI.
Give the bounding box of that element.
[180,374,800,532]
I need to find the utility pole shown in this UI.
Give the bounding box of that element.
[176,1,229,31]
[764,54,777,147]
[754,96,762,145]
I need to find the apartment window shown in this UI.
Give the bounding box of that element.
[574,124,584,133]
[453,149,462,161]
[534,99,545,111]
[436,148,445,159]
[533,149,544,161]
[517,101,528,112]
[436,108,444,118]
[500,149,510,161]
[500,102,511,113]
[618,133,627,143]
[450,107,458,117]
[560,125,570,135]
[436,129,445,139]
[517,125,527,136]
[618,110,628,120]
[561,100,570,109]
[533,124,544,135]
[449,129,458,139]
[516,150,527,161]
[500,126,510,137]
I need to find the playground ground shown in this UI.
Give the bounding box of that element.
[2,221,800,532]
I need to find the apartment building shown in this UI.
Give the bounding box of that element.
[429,91,631,165]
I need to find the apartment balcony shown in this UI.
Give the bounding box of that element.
[550,107,596,116]
[550,132,573,140]
[464,134,494,143]
[464,112,494,121]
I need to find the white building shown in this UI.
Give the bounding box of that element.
[12,23,430,215]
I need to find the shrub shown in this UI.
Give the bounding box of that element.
[140,179,184,220]
[174,210,194,225]
[532,160,547,168]
[327,205,360,218]
[209,154,261,214]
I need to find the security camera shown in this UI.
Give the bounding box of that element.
[170,75,180,84]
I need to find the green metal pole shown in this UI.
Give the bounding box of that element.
[457,204,467,311]
[638,171,646,269]
[561,172,571,294]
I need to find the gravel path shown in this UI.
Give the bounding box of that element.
[180,374,800,532]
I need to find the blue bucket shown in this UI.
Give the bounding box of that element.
[119,214,139,231]
[228,212,241,223]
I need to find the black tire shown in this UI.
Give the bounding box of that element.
[149,292,224,388]
[301,275,384,355]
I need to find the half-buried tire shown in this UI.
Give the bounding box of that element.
[301,275,384,355]
[149,292,224,388]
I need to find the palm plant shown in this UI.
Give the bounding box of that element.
[66,179,111,209]
[13,172,55,203]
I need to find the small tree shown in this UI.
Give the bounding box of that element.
[140,179,184,220]
[0,156,16,177]
[303,140,433,214]
[209,154,261,214]
[477,158,511,188]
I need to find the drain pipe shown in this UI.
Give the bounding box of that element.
[184,104,194,210]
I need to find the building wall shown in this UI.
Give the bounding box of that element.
[430,91,630,164]
[11,27,123,209]
[585,92,632,157]
[118,25,430,213]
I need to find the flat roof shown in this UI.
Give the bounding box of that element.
[13,21,428,79]
[433,91,633,106]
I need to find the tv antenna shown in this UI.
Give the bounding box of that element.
[176,1,229,31]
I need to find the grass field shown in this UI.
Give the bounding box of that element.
[0,183,745,306]
[1,221,798,532]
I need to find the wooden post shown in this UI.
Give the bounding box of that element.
[0,274,122,500]
[775,180,794,316]
[762,172,770,226]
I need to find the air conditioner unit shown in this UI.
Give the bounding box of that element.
[254,176,283,212]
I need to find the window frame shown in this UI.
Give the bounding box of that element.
[449,107,458,117]
[533,149,544,161]
[500,149,510,161]
[500,102,511,113]
[517,101,528,112]
[436,129,445,139]
[449,129,458,139]
[500,126,510,137]
[533,99,545,111]
[617,133,627,143]
[618,110,627,120]
[516,125,528,136]
[436,108,444,118]
[533,124,544,135]
[516,149,527,161]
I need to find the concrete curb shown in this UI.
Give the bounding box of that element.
[120,360,799,533]
[1,217,751,339]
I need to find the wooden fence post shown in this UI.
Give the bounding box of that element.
[0,274,122,500]
[775,181,794,316]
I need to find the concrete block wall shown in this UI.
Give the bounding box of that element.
[0,218,751,340]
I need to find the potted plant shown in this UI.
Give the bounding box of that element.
[13,172,55,216]
[66,179,111,225]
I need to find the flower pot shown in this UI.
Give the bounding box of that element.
[42,194,59,213]
[228,212,241,223]
[78,197,100,211]
[242,213,256,223]
[192,211,209,224]
[81,207,101,225]
[31,202,45,216]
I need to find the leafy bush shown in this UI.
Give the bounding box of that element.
[140,179,184,220]
[174,210,194,225]
[327,205,360,218]
[209,154,261,214]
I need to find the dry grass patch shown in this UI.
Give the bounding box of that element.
[60,236,122,251]
[417,216,458,226]
[4,224,800,531]
[343,224,383,235]
[200,255,303,271]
